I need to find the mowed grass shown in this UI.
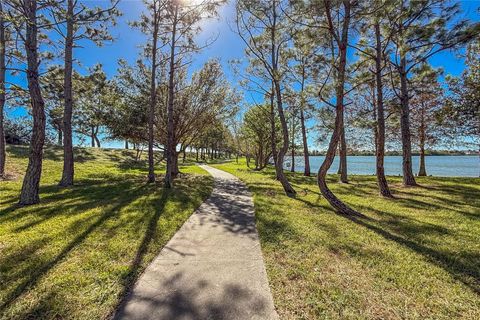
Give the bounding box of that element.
[213,160,480,320]
[0,145,213,319]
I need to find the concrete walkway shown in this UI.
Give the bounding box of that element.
[114,165,278,320]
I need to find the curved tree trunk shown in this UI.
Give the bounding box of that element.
[273,80,296,196]
[399,56,417,186]
[374,21,392,197]
[338,125,348,183]
[0,3,6,178]
[271,1,295,195]
[59,0,74,187]
[269,82,279,179]
[19,0,46,205]
[318,0,358,215]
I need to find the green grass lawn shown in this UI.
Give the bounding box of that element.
[0,145,213,319]
[213,160,480,319]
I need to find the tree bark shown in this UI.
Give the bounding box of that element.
[19,0,46,205]
[299,72,310,176]
[125,140,129,149]
[418,106,427,176]
[91,126,95,147]
[338,125,347,183]
[269,82,279,179]
[165,3,178,188]
[271,1,295,195]
[59,0,74,186]
[0,2,6,178]
[94,134,100,148]
[374,21,392,197]
[290,112,295,172]
[172,152,179,177]
[147,0,159,183]
[399,56,417,186]
[317,0,359,215]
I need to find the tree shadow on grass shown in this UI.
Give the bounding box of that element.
[114,188,171,307]
[0,175,146,228]
[0,182,151,316]
[341,213,480,295]
[0,173,212,319]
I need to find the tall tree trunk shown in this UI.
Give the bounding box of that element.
[418,144,426,176]
[59,0,74,186]
[94,134,100,148]
[273,80,295,195]
[172,152,179,177]
[93,126,100,147]
[147,1,159,183]
[165,4,178,188]
[418,106,427,176]
[290,112,295,172]
[271,1,295,195]
[125,140,129,149]
[91,126,95,147]
[269,82,279,179]
[399,56,417,186]
[196,148,199,162]
[374,21,392,197]
[338,125,348,183]
[299,75,310,176]
[19,0,46,205]
[0,2,6,178]
[317,0,358,215]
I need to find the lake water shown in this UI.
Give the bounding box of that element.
[284,155,479,177]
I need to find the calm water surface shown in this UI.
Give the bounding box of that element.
[284,155,479,177]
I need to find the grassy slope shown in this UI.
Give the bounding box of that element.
[0,145,213,319]
[213,160,480,320]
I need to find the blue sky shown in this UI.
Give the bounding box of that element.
[6,0,480,149]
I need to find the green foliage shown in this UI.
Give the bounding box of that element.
[241,103,276,168]
[442,39,480,143]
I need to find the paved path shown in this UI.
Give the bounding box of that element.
[115,165,278,320]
